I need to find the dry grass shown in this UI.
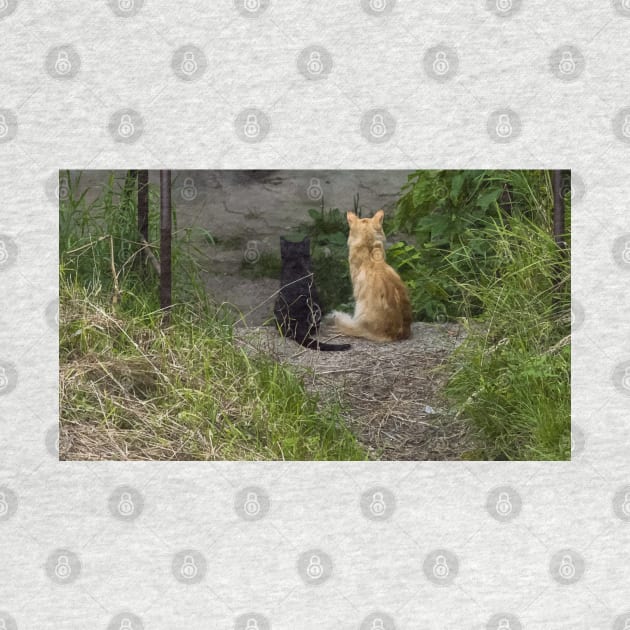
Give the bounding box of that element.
[234,321,475,460]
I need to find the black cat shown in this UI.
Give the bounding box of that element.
[274,236,351,351]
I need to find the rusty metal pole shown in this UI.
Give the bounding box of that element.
[552,169,566,250]
[159,170,172,322]
[137,170,149,251]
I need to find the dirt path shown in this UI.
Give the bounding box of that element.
[208,269,475,460]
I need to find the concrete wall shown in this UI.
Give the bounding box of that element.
[68,170,415,245]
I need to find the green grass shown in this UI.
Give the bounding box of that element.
[444,216,570,460]
[59,171,367,461]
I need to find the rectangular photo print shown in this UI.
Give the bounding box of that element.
[58,169,571,461]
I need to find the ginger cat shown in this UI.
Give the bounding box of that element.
[332,210,412,342]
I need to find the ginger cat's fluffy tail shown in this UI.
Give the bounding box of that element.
[332,210,412,342]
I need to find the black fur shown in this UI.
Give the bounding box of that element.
[274,236,351,352]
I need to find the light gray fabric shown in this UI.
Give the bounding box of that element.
[0,1,628,628]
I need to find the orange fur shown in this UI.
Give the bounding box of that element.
[332,210,412,342]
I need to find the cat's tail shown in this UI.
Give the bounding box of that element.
[331,311,390,342]
[299,336,351,352]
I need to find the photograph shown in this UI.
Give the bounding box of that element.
[59,169,571,461]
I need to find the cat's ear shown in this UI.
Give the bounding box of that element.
[373,209,384,226]
[346,211,357,226]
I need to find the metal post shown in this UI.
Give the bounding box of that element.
[137,170,149,267]
[159,170,172,320]
[552,169,566,250]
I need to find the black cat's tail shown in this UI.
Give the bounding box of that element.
[299,336,351,352]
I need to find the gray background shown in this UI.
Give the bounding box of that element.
[0,1,629,628]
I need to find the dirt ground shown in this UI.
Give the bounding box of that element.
[206,267,475,461]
